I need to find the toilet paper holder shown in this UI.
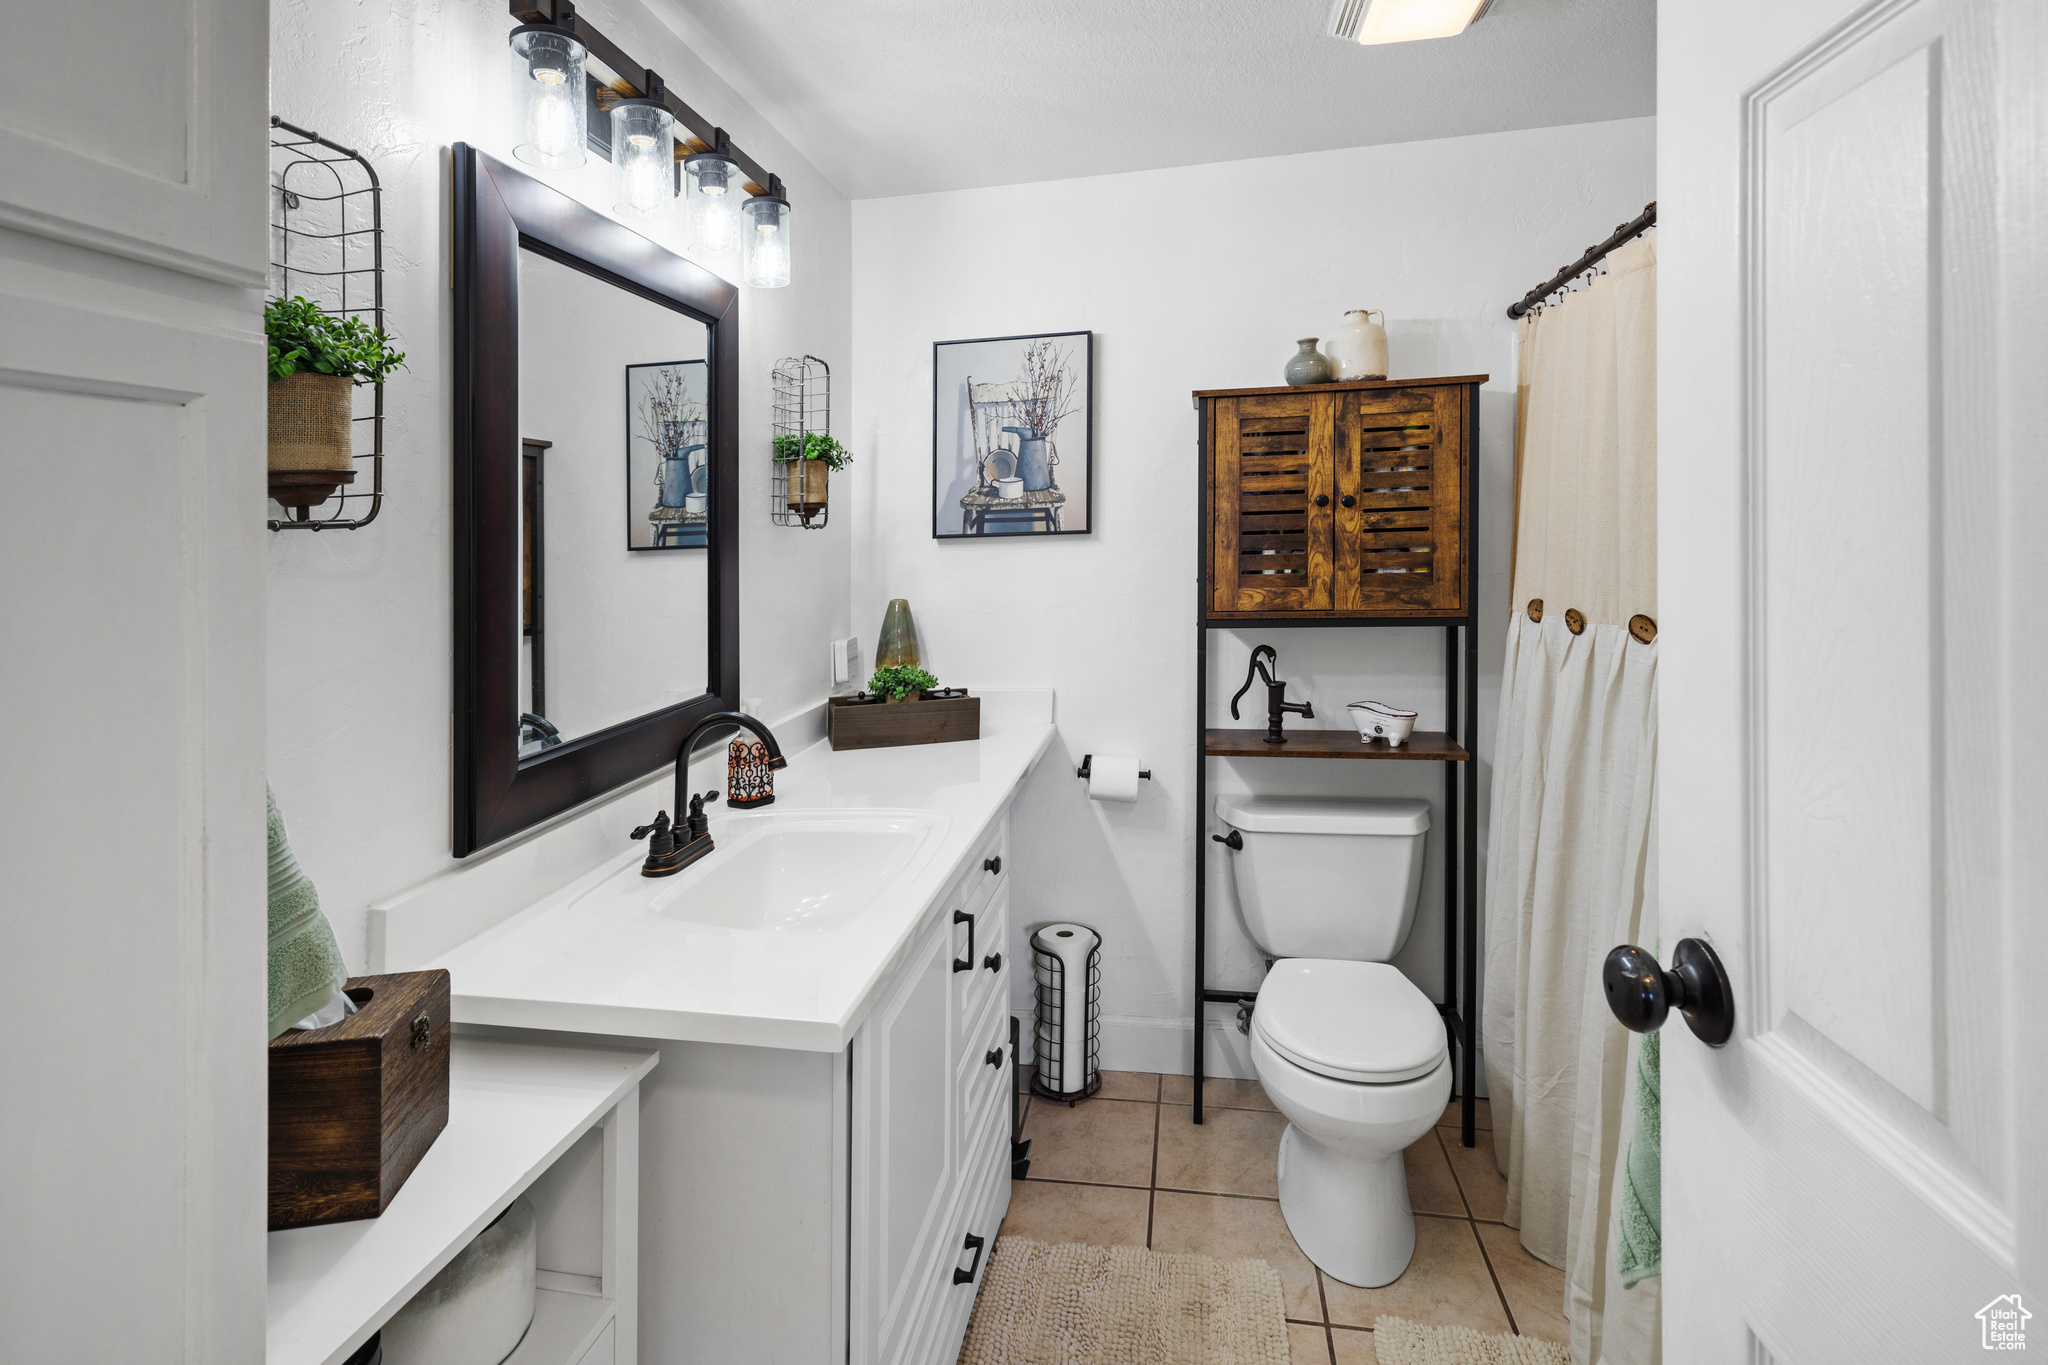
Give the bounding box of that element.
[1076,754,1151,782]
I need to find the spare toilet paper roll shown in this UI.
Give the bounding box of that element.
[1085,753,1143,802]
[1032,922,1100,1093]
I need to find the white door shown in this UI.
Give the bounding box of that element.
[1660,0,2048,1356]
[0,1,269,1361]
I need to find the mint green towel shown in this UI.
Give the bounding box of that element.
[1616,1029,1661,1286]
[268,786,348,1039]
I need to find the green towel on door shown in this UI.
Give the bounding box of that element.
[268,786,349,1039]
[1615,1029,1661,1286]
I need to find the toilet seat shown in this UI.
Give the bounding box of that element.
[1254,959,1446,1084]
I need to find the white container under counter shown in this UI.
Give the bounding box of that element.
[266,1036,655,1365]
[368,690,1056,1365]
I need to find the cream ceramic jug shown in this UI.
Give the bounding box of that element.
[1326,309,1389,381]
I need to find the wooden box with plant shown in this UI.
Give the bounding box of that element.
[773,430,851,523]
[828,663,980,750]
[265,295,406,509]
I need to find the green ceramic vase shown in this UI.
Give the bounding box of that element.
[876,599,921,669]
[1283,338,1334,387]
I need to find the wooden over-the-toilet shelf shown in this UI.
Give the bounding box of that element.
[1203,728,1469,761]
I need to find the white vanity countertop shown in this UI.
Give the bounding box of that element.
[406,701,1056,1051]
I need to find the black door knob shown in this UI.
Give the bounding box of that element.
[1340,494,1356,508]
[1602,938,1734,1046]
[1313,493,1330,507]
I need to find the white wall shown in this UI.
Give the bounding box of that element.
[268,0,853,963]
[850,117,1656,1076]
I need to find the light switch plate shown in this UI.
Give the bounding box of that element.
[831,636,858,688]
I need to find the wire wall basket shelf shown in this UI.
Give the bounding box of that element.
[268,115,386,531]
[771,355,832,529]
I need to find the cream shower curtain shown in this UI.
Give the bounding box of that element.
[1483,234,1659,1364]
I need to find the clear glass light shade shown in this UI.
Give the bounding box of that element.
[683,153,742,254]
[743,196,791,289]
[509,28,588,168]
[609,101,676,218]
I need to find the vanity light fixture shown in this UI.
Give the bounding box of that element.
[742,177,791,289]
[506,0,793,285]
[508,23,588,168]
[683,131,743,253]
[1325,0,1493,44]
[610,74,676,219]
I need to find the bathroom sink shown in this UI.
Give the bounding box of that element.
[636,810,951,934]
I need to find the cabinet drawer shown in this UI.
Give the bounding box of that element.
[954,978,1011,1160]
[950,881,1008,1033]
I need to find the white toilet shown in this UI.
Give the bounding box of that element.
[1216,795,1450,1289]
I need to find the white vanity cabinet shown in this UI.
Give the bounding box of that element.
[850,816,1013,1365]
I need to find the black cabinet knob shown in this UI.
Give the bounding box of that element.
[1602,938,1734,1046]
[1340,494,1356,508]
[984,1047,1004,1069]
[984,855,1002,875]
[983,951,1002,973]
[1313,493,1330,507]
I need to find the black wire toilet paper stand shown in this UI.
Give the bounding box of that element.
[1030,929,1103,1104]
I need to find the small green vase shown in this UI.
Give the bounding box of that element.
[876,599,921,669]
[1284,338,1334,387]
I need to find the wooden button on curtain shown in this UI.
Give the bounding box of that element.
[1629,614,1657,644]
[1527,599,1544,622]
[1565,607,1586,635]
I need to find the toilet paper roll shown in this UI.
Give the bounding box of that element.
[1085,753,1142,802]
[1032,922,1100,1094]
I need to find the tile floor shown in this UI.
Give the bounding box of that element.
[998,1070,1566,1364]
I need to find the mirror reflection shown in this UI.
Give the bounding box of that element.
[516,246,711,757]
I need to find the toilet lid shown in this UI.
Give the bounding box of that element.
[1253,960,1447,1084]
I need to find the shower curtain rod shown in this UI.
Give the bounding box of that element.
[1506,202,1656,319]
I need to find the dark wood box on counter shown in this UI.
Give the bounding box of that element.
[828,691,981,751]
[269,970,451,1231]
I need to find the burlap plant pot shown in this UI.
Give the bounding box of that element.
[268,371,355,472]
[786,457,829,516]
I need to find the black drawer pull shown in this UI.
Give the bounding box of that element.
[1340,494,1356,508]
[984,1046,1004,1069]
[952,909,974,973]
[983,951,1002,973]
[953,1232,986,1285]
[1314,493,1330,507]
[984,855,1002,875]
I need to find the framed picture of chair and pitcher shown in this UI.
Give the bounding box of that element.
[932,330,1093,538]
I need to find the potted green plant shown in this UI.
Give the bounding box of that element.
[266,296,406,506]
[772,430,852,521]
[867,664,938,704]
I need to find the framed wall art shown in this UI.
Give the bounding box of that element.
[932,330,1092,538]
[627,358,709,550]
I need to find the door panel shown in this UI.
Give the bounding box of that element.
[1661,0,2039,1354]
[1209,393,1335,613]
[1334,389,1466,614]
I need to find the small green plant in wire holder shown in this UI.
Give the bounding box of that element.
[771,431,853,469]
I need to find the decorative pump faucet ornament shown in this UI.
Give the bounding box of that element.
[1230,644,1315,744]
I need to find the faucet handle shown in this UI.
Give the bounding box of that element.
[631,810,671,841]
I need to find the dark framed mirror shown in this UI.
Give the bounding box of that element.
[453,143,738,856]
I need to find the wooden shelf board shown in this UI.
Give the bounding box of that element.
[1204,728,1468,761]
[1191,374,1490,399]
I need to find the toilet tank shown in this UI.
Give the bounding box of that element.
[1215,796,1430,961]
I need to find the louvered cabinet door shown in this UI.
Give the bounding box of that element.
[1209,393,1336,613]
[1334,386,1467,615]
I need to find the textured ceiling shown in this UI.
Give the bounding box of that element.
[649,0,1655,199]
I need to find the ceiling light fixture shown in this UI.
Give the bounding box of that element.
[684,130,743,254]
[1326,0,1493,45]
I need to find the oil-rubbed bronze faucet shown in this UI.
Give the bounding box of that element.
[1229,644,1313,744]
[631,711,788,877]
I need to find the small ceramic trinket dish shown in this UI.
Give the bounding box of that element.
[1347,701,1418,746]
